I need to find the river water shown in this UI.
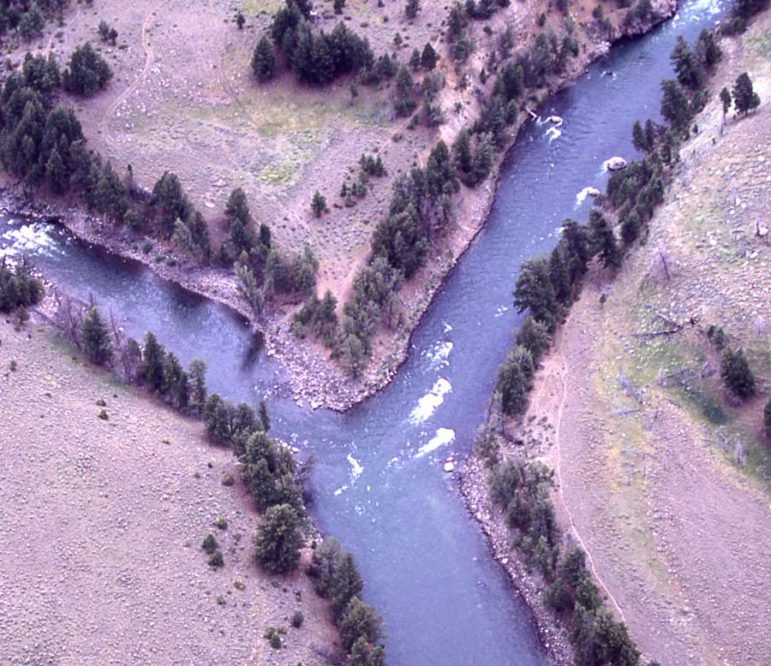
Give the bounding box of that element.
[1,1,727,662]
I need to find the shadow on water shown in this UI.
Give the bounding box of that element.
[0,1,730,663]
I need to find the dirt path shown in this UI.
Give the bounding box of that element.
[541,325,629,625]
[101,3,160,148]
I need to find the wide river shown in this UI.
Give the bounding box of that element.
[1,1,727,662]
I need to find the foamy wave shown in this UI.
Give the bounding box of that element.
[409,377,452,424]
[346,453,363,481]
[1,223,57,255]
[545,126,561,143]
[575,186,600,207]
[426,340,453,368]
[416,428,456,458]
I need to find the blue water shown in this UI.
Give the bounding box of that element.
[0,1,728,662]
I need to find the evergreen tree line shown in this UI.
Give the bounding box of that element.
[1,51,317,315]
[0,256,44,313]
[224,187,320,316]
[0,0,71,42]
[252,0,376,85]
[721,0,769,34]
[480,440,640,665]
[308,537,386,665]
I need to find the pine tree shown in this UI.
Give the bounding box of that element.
[45,147,67,195]
[695,29,721,69]
[732,72,760,114]
[151,171,191,238]
[188,359,207,413]
[421,42,437,70]
[516,316,551,363]
[348,637,386,666]
[236,11,245,29]
[394,65,416,117]
[405,0,421,19]
[588,211,621,270]
[513,257,560,330]
[203,393,231,442]
[719,87,732,116]
[497,353,528,416]
[162,351,188,408]
[339,597,383,652]
[141,331,165,391]
[311,190,328,217]
[81,306,112,365]
[63,43,113,97]
[330,553,363,617]
[670,36,704,90]
[252,35,277,82]
[632,121,649,153]
[254,503,304,574]
[720,348,756,399]
[409,48,421,70]
[660,79,691,131]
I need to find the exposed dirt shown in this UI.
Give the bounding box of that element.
[0,318,339,665]
[468,13,771,666]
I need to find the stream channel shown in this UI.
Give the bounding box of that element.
[1,1,728,662]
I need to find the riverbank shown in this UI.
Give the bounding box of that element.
[0,0,675,413]
[459,445,575,665]
[460,8,771,664]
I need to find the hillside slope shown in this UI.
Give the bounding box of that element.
[525,11,771,665]
[0,319,338,665]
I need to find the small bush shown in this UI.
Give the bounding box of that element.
[208,549,224,567]
[292,610,304,628]
[214,516,228,531]
[202,533,218,555]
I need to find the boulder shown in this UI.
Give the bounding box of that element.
[606,156,628,171]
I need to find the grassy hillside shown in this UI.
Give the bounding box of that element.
[515,10,771,664]
[0,318,338,664]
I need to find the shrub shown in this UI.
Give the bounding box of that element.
[292,610,304,628]
[0,259,44,313]
[208,549,224,567]
[720,348,756,400]
[202,533,218,555]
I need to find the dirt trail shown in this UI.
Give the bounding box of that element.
[538,325,629,625]
[102,3,160,148]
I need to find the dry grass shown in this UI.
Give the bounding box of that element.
[0,319,338,665]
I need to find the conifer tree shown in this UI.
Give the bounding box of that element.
[81,306,112,365]
[252,35,277,82]
[732,72,760,114]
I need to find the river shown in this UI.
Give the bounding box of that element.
[1,1,728,663]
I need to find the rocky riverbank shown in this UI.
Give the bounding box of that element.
[459,450,574,665]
